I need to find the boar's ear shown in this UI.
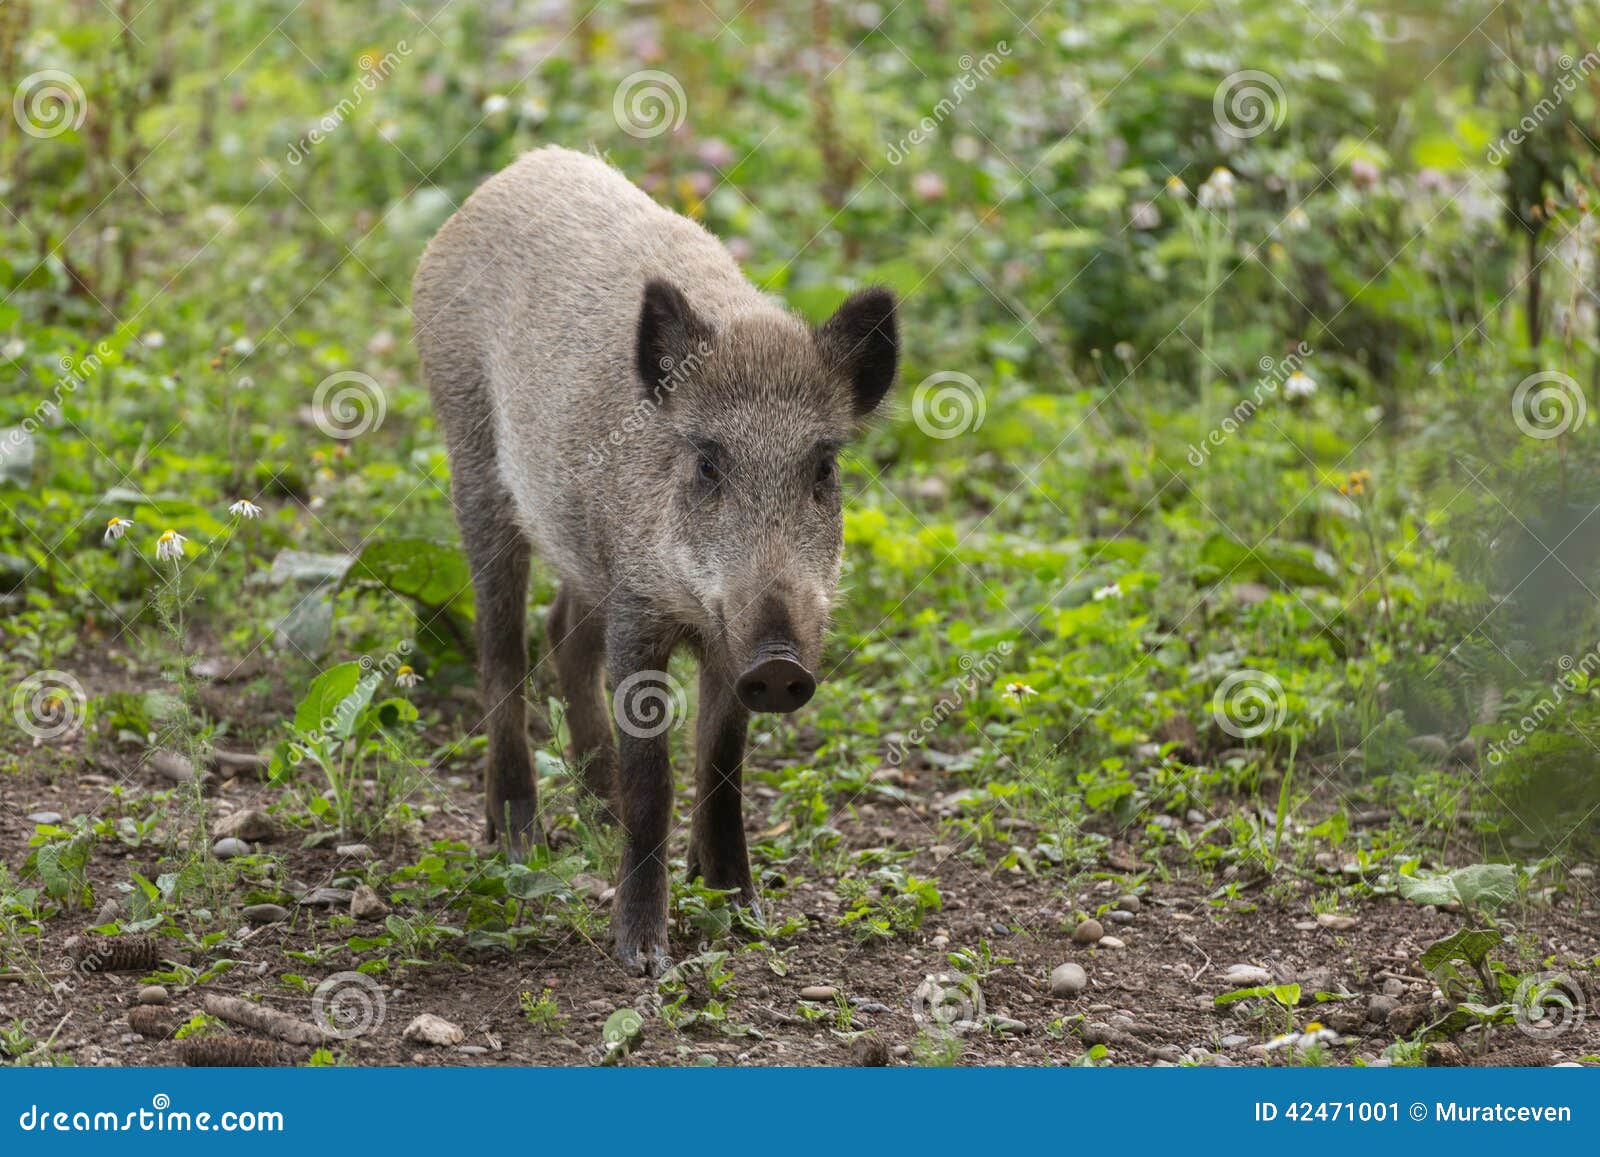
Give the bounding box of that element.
[817,287,898,418]
[636,279,712,401]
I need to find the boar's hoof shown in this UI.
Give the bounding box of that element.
[616,942,672,979]
[487,799,545,853]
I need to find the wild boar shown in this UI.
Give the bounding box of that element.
[412,146,898,974]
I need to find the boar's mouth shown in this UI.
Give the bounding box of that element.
[734,640,817,714]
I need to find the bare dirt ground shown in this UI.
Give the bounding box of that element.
[3,675,1597,1069]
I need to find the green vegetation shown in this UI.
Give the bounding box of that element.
[1,0,1597,1067]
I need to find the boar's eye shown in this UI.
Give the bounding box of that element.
[813,457,836,486]
[697,454,722,485]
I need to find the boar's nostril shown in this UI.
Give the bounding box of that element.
[735,651,816,714]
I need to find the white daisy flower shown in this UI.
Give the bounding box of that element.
[482,93,509,116]
[1092,582,1123,602]
[1265,1022,1339,1051]
[1284,371,1317,400]
[1197,166,1236,210]
[228,499,263,520]
[103,517,134,544]
[156,529,188,562]
[395,665,423,688]
[1004,681,1038,702]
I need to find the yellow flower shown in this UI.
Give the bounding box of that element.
[103,517,134,544]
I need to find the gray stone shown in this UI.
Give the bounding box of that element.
[243,903,290,925]
[1223,964,1273,987]
[210,838,251,859]
[403,1014,464,1046]
[800,985,838,1000]
[26,811,62,825]
[1116,894,1142,913]
[1072,919,1104,944]
[350,884,390,920]
[1049,962,1088,996]
[137,985,169,1006]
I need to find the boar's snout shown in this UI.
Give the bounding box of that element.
[735,642,816,714]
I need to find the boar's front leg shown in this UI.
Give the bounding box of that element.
[607,614,676,976]
[547,584,617,818]
[686,668,755,905]
[461,495,541,851]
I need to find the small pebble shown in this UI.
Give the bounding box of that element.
[335,843,375,860]
[1223,964,1272,987]
[1072,919,1104,944]
[350,884,391,920]
[211,837,250,859]
[1099,935,1126,949]
[1316,912,1358,930]
[1116,895,1142,913]
[1049,962,1088,996]
[456,1045,489,1056]
[242,903,290,925]
[26,811,63,825]
[137,985,169,1006]
[1107,909,1135,924]
[1221,1034,1249,1048]
[800,985,838,1001]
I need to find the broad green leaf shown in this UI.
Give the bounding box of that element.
[294,662,379,739]
[1420,927,1503,971]
[1197,533,1341,589]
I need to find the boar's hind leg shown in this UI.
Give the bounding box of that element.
[686,669,755,904]
[461,499,540,851]
[547,585,617,817]
[608,617,675,977]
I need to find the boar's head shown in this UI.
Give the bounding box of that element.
[631,279,898,713]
